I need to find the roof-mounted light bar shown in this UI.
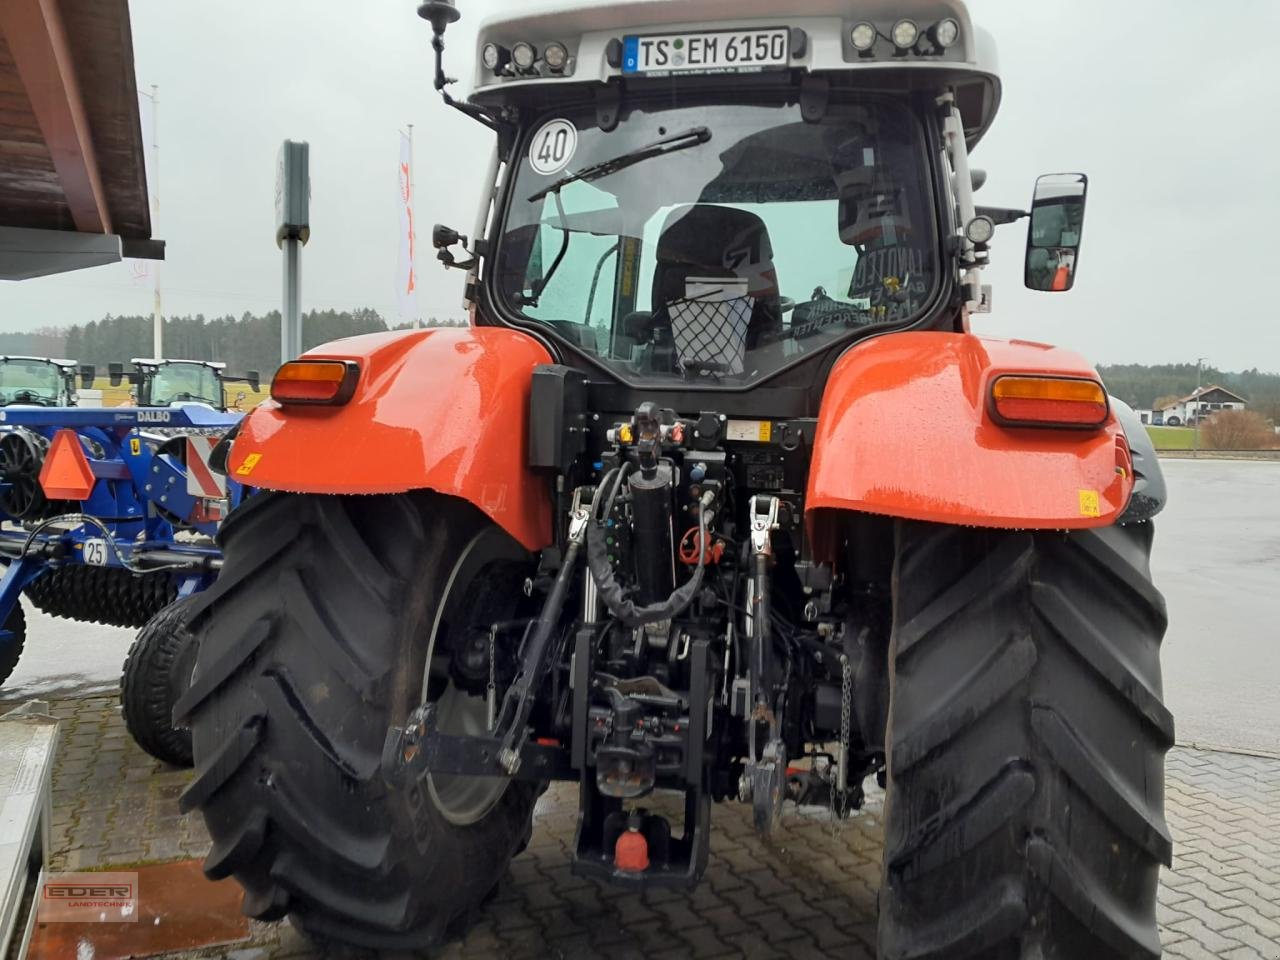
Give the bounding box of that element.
[483,38,574,77]
[848,18,960,57]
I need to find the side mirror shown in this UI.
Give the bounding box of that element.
[246,370,261,392]
[433,223,475,271]
[1024,173,1087,292]
[108,362,124,386]
[79,364,96,389]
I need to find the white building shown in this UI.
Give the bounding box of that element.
[1153,385,1247,426]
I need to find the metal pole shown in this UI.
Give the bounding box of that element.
[408,123,419,329]
[151,84,162,358]
[1193,357,1206,458]
[282,239,302,363]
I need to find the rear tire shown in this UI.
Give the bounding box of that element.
[0,602,27,688]
[178,491,539,949]
[121,596,199,767]
[879,521,1172,960]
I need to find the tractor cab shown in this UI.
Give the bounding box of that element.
[428,0,1034,396]
[0,356,79,407]
[107,358,260,411]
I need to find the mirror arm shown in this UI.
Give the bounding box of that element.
[430,29,499,132]
[976,205,1028,226]
[438,247,477,271]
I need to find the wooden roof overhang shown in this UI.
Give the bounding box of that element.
[0,0,161,280]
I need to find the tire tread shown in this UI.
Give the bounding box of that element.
[880,522,1169,960]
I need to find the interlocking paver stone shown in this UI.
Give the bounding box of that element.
[7,693,1277,958]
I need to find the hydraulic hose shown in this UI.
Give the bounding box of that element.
[587,464,715,627]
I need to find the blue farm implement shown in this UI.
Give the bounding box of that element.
[0,404,243,690]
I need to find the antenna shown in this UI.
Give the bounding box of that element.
[415,1,496,130]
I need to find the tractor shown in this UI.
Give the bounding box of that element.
[106,357,261,411]
[180,2,1171,957]
[0,356,82,407]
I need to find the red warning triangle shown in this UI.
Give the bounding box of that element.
[39,429,96,501]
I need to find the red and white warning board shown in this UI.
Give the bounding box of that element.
[186,436,227,499]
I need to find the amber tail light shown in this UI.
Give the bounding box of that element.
[990,375,1109,428]
[271,360,359,405]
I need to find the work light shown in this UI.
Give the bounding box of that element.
[931,18,960,49]
[543,41,568,72]
[891,19,919,50]
[850,22,877,51]
[511,41,537,72]
[482,42,509,73]
[965,215,995,245]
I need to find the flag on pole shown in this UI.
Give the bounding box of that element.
[396,131,418,324]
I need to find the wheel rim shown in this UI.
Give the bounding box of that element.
[421,525,529,826]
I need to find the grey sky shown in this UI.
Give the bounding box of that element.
[1,0,1277,372]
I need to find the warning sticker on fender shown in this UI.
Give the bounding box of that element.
[236,453,263,476]
[726,420,772,443]
[1078,490,1100,517]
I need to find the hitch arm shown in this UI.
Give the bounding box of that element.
[382,505,589,787]
[493,507,590,774]
[743,495,787,834]
[381,702,570,786]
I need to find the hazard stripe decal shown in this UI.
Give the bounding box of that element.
[186,437,227,498]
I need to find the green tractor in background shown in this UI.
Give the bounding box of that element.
[0,356,83,407]
[107,358,261,412]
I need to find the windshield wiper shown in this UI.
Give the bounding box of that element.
[163,392,220,406]
[527,126,711,203]
[519,127,711,308]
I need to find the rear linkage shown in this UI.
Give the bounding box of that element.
[384,397,867,885]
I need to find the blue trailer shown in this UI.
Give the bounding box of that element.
[0,404,243,694]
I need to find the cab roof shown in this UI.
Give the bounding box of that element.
[0,355,75,368]
[131,358,226,370]
[472,0,1000,145]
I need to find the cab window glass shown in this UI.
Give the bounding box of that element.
[497,97,936,385]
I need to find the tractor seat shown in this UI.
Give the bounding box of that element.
[644,204,783,368]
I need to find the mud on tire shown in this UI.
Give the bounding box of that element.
[879,521,1172,960]
[177,491,539,949]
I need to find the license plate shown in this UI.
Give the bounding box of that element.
[83,538,109,566]
[622,27,789,76]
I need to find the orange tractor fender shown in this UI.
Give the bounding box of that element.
[227,326,554,551]
[805,331,1134,556]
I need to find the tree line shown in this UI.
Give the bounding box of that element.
[0,309,465,376]
[1097,362,1280,422]
[0,317,1275,423]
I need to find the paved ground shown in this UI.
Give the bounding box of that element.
[21,696,1280,960]
[1153,458,1280,756]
